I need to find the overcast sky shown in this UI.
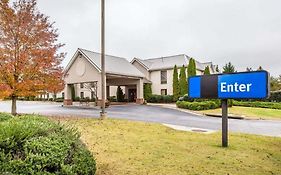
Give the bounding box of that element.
[37,0,281,76]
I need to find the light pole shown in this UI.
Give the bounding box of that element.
[100,0,106,119]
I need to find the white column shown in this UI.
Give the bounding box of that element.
[64,84,73,105]
[136,78,144,104]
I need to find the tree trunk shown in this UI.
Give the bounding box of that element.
[11,96,17,116]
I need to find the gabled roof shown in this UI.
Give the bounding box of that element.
[64,48,145,78]
[132,54,215,72]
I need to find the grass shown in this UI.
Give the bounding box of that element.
[55,117,281,175]
[197,106,281,120]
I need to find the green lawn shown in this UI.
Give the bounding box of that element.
[56,117,281,175]
[198,106,281,120]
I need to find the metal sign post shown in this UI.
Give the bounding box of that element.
[221,99,228,147]
[188,71,270,148]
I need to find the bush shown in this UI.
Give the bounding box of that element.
[268,91,281,102]
[148,95,174,103]
[176,100,221,110]
[74,96,80,102]
[233,101,281,109]
[0,115,96,175]
[55,98,64,102]
[0,113,13,122]
[108,96,117,102]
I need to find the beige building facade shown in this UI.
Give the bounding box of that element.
[63,49,217,105]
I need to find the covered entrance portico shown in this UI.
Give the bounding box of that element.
[64,74,144,105]
[63,48,145,106]
[106,74,144,104]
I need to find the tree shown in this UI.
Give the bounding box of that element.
[215,65,220,73]
[172,65,180,101]
[0,0,65,115]
[257,66,263,71]
[222,62,235,73]
[270,76,281,91]
[179,65,187,96]
[116,86,125,102]
[187,58,196,77]
[84,82,98,100]
[246,67,253,72]
[143,83,152,100]
[203,66,210,75]
[46,71,64,100]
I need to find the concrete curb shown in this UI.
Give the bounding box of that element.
[147,103,258,120]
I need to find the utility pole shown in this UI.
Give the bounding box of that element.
[100,0,106,119]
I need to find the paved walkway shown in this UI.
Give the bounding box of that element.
[0,101,280,137]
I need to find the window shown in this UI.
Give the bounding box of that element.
[91,91,95,100]
[80,92,84,99]
[80,83,84,88]
[161,70,167,84]
[161,89,167,95]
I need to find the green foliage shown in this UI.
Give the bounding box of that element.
[108,96,117,102]
[116,86,125,102]
[55,97,64,102]
[233,101,281,110]
[270,76,281,91]
[179,65,187,96]
[176,100,221,110]
[0,113,13,122]
[0,115,96,175]
[148,95,174,103]
[269,91,281,102]
[222,62,235,73]
[187,58,196,77]
[172,65,180,101]
[144,84,152,100]
[203,66,211,75]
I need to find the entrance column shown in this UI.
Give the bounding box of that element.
[125,86,129,99]
[136,78,144,104]
[64,84,73,105]
[106,86,110,99]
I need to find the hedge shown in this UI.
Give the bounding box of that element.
[147,95,174,103]
[176,100,221,110]
[233,101,281,110]
[0,114,96,175]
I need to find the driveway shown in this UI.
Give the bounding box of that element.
[0,101,280,137]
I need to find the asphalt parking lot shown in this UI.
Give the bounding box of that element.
[0,101,280,137]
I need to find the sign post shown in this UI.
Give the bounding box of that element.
[221,99,228,147]
[188,71,270,147]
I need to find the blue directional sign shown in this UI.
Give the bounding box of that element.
[188,71,269,99]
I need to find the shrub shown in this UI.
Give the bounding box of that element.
[176,100,221,110]
[267,91,281,102]
[55,98,64,102]
[147,95,174,103]
[116,86,125,102]
[233,101,281,109]
[0,115,96,175]
[74,96,80,102]
[0,113,13,122]
[108,96,117,102]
